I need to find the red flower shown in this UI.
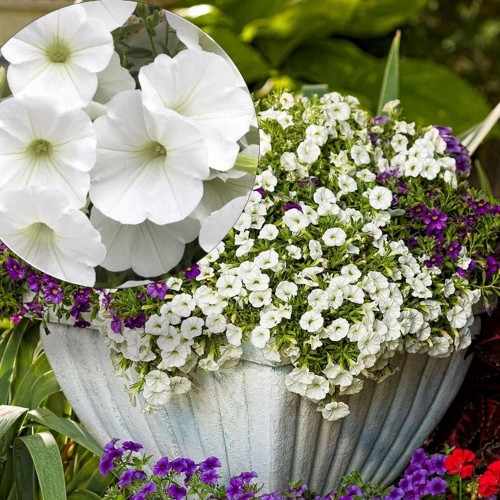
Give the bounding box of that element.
[478,460,500,498]
[445,448,476,479]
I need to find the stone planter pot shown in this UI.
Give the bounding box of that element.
[41,316,480,493]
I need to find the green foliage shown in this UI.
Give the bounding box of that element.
[0,321,115,499]
[377,31,400,115]
[175,0,494,134]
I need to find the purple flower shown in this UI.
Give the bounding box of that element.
[124,313,146,329]
[42,284,63,304]
[376,168,399,184]
[227,483,242,499]
[472,199,491,215]
[239,471,258,484]
[410,449,428,467]
[170,458,188,474]
[410,469,428,485]
[200,469,220,484]
[445,241,461,260]
[153,457,170,477]
[346,485,363,496]
[122,441,143,452]
[167,483,186,500]
[140,481,156,494]
[384,488,404,500]
[427,477,446,495]
[110,315,122,334]
[428,454,446,475]
[27,270,42,292]
[337,496,353,500]
[372,115,389,124]
[406,237,418,248]
[118,469,139,490]
[25,299,43,317]
[147,281,168,300]
[98,458,115,475]
[254,187,265,196]
[485,255,499,278]
[74,319,91,328]
[369,132,379,144]
[5,257,25,280]
[284,202,303,212]
[424,254,444,268]
[184,264,201,280]
[199,456,222,471]
[409,203,428,218]
[423,209,447,231]
[397,182,409,195]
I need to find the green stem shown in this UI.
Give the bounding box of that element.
[459,476,462,500]
[146,28,158,57]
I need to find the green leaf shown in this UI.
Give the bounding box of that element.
[68,490,102,500]
[459,102,500,154]
[377,31,400,115]
[0,67,10,98]
[27,408,102,457]
[13,432,66,500]
[202,26,271,83]
[66,455,113,496]
[0,406,28,480]
[0,321,30,405]
[474,160,493,197]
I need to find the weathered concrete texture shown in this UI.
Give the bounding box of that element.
[41,317,479,493]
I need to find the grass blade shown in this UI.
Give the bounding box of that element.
[0,406,28,480]
[474,159,493,197]
[377,30,400,115]
[459,102,500,155]
[13,432,66,500]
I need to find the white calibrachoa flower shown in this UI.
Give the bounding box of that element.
[0,96,95,208]
[2,4,114,110]
[93,90,497,422]
[0,186,106,286]
[139,50,254,171]
[90,90,209,225]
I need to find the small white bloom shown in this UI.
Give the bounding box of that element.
[216,275,243,298]
[258,224,279,240]
[320,401,350,421]
[305,375,330,401]
[299,310,324,333]
[279,92,295,109]
[350,145,370,165]
[306,124,328,146]
[286,245,302,259]
[206,314,227,334]
[283,208,309,232]
[250,326,271,348]
[447,306,469,329]
[365,186,393,210]
[322,227,347,247]
[297,139,321,164]
[255,250,280,270]
[169,376,192,395]
[275,281,298,302]
[324,318,349,341]
[308,240,323,260]
[226,324,243,346]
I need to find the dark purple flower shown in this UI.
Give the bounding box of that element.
[118,469,137,490]
[428,454,446,475]
[427,477,446,495]
[170,458,188,474]
[445,241,461,260]
[369,132,379,144]
[99,458,115,475]
[140,481,156,494]
[199,456,222,471]
[74,319,91,328]
[153,457,170,477]
[5,257,25,280]
[146,281,168,300]
[122,441,143,452]
[409,203,428,218]
[239,471,258,484]
[398,477,412,492]
[184,458,197,476]
[167,483,186,500]
[423,209,447,231]
[472,199,491,215]
[200,469,220,484]
[27,270,42,292]
[25,300,43,317]
[406,237,418,248]
[376,168,399,184]
[346,485,363,496]
[124,313,146,329]
[485,255,499,278]
[42,284,63,304]
[284,202,303,212]
[254,187,265,196]
[424,254,444,268]
[372,115,390,124]
[410,468,428,485]
[227,483,242,499]
[337,496,353,500]
[184,264,201,280]
[384,488,404,500]
[397,182,409,195]
[110,315,122,334]
[11,314,23,324]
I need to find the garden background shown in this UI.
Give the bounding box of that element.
[0,0,499,497]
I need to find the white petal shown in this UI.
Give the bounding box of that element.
[139,50,254,170]
[91,208,200,278]
[81,0,137,32]
[0,96,95,208]
[93,52,136,104]
[0,187,106,286]
[199,195,249,252]
[90,90,209,225]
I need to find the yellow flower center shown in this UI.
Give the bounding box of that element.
[46,40,71,63]
[28,139,52,157]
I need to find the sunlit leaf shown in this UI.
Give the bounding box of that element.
[378,31,400,115]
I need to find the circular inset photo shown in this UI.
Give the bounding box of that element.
[0,0,258,288]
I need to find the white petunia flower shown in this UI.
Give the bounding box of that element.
[169,376,192,395]
[324,101,350,121]
[140,50,254,171]
[350,145,370,165]
[307,289,329,311]
[226,324,243,346]
[248,289,272,308]
[286,245,302,259]
[180,317,204,339]
[90,90,209,225]
[297,139,321,164]
[446,306,469,329]
[258,224,279,240]
[299,310,324,333]
[259,130,272,155]
[279,92,295,109]
[322,227,347,247]
[283,208,309,232]
[0,96,95,208]
[2,5,114,110]
[275,281,298,302]
[305,375,330,401]
[145,314,170,336]
[306,125,328,146]
[255,250,280,269]
[250,325,271,348]
[324,318,349,341]
[216,275,243,298]
[0,186,105,286]
[337,174,357,194]
[320,401,350,421]
[365,186,393,210]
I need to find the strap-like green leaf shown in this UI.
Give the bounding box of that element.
[0,322,29,405]
[27,408,102,457]
[377,30,400,115]
[0,406,28,480]
[474,160,493,197]
[67,490,103,500]
[459,102,500,155]
[13,432,66,500]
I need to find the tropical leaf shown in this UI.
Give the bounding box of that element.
[0,406,28,479]
[27,408,102,457]
[377,31,400,115]
[13,432,66,500]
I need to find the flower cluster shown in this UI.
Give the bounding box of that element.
[2,90,499,419]
[0,1,256,286]
[98,440,500,499]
